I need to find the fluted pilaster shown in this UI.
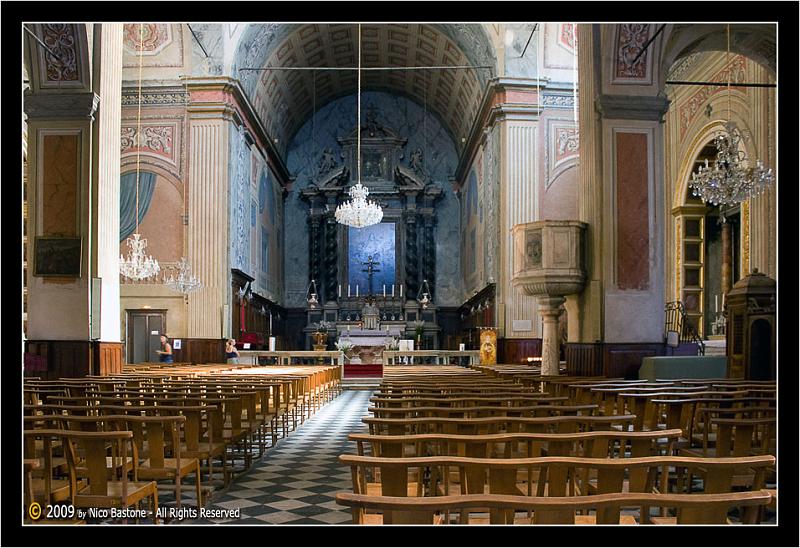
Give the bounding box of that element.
[187,118,229,338]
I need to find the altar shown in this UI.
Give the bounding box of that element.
[338,325,404,364]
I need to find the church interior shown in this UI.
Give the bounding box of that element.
[20,20,783,530]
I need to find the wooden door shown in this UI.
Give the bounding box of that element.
[126,310,167,364]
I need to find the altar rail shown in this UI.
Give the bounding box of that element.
[382,350,480,366]
[238,350,345,369]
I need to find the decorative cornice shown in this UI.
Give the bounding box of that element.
[121,88,188,106]
[183,76,291,186]
[595,94,670,121]
[454,77,551,184]
[24,91,100,120]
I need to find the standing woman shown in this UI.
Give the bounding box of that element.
[225,339,240,364]
[157,334,174,364]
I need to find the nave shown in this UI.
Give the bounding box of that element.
[191,389,371,525]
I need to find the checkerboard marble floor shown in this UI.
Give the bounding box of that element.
[187,388,373,525]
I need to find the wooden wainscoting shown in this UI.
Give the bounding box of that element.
[498,338,542,365]
[564,342,695,379]
[170,338,226,365]
[93,342,123,375]
[25,340,124,378]
[564,343,604,376]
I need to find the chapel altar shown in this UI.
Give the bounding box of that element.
[299,107,443,351]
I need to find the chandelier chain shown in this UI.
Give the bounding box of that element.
[334,23,383,229]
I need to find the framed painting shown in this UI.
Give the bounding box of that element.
[34,236,82,277]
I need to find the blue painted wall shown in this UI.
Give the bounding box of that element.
[284,91,462,307]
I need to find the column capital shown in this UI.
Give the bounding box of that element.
[595,94,670,121]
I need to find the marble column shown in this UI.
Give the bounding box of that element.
[324,213,338,303]
[308,213,322,290]
[404,211,419,299]
[538,296,565,376]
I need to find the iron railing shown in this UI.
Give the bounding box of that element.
[664,301,706,356]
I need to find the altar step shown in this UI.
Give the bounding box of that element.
[343,363,383,378]
[342,378,382,389]
[342,363,382,389]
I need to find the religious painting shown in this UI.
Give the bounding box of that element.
[525,228,543,268]
[34,236,82,277]
[348,222,396,295]
[361,149,387,180]
[479,328,497,365]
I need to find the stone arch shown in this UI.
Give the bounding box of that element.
[658,24,776,86]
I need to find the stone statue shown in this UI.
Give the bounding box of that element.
[362,298,380,330]
[317,147,337,176]
[409,148,425,175]
[365,105,380,136]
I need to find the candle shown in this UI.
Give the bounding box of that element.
[348,285,351,297]
[356,285,359,297]
[722,293,725,308]
[400,284,403,298]
[338,284,342,298]
[715,295,719,314]
[383,284,386,297]
[392,284,395,297]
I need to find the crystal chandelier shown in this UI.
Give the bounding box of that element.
[689,121,773,206]
[688,25,774,207]
[335,182,383,228]
[119,24,160,282]
[120,233,160,281]
[164,257,202,294]
[335,23,383,228]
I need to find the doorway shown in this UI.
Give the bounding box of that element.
[126,310,167,364]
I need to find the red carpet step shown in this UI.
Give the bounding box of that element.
[343,363,383,378]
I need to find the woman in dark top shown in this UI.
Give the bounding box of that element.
[157,335,173,363]
[225,338,240,364]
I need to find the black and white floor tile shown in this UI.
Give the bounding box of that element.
[187,389,372,525]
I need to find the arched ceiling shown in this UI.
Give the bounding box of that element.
[662,24,775,79]
[233,23,496,155]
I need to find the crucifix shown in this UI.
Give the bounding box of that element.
[361,255,381,296]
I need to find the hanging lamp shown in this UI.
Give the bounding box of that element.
[335,23,383,229]
[120,23,160,281]
[688,24,774,206]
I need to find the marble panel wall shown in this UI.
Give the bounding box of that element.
[228,126,284,302]
[284,91,462,307]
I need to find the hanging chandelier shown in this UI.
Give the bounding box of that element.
[120,23,160,281]
[120,233,160,281]
[335,23,383,228]
[164,257,202,294]
[688,25,774,207]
